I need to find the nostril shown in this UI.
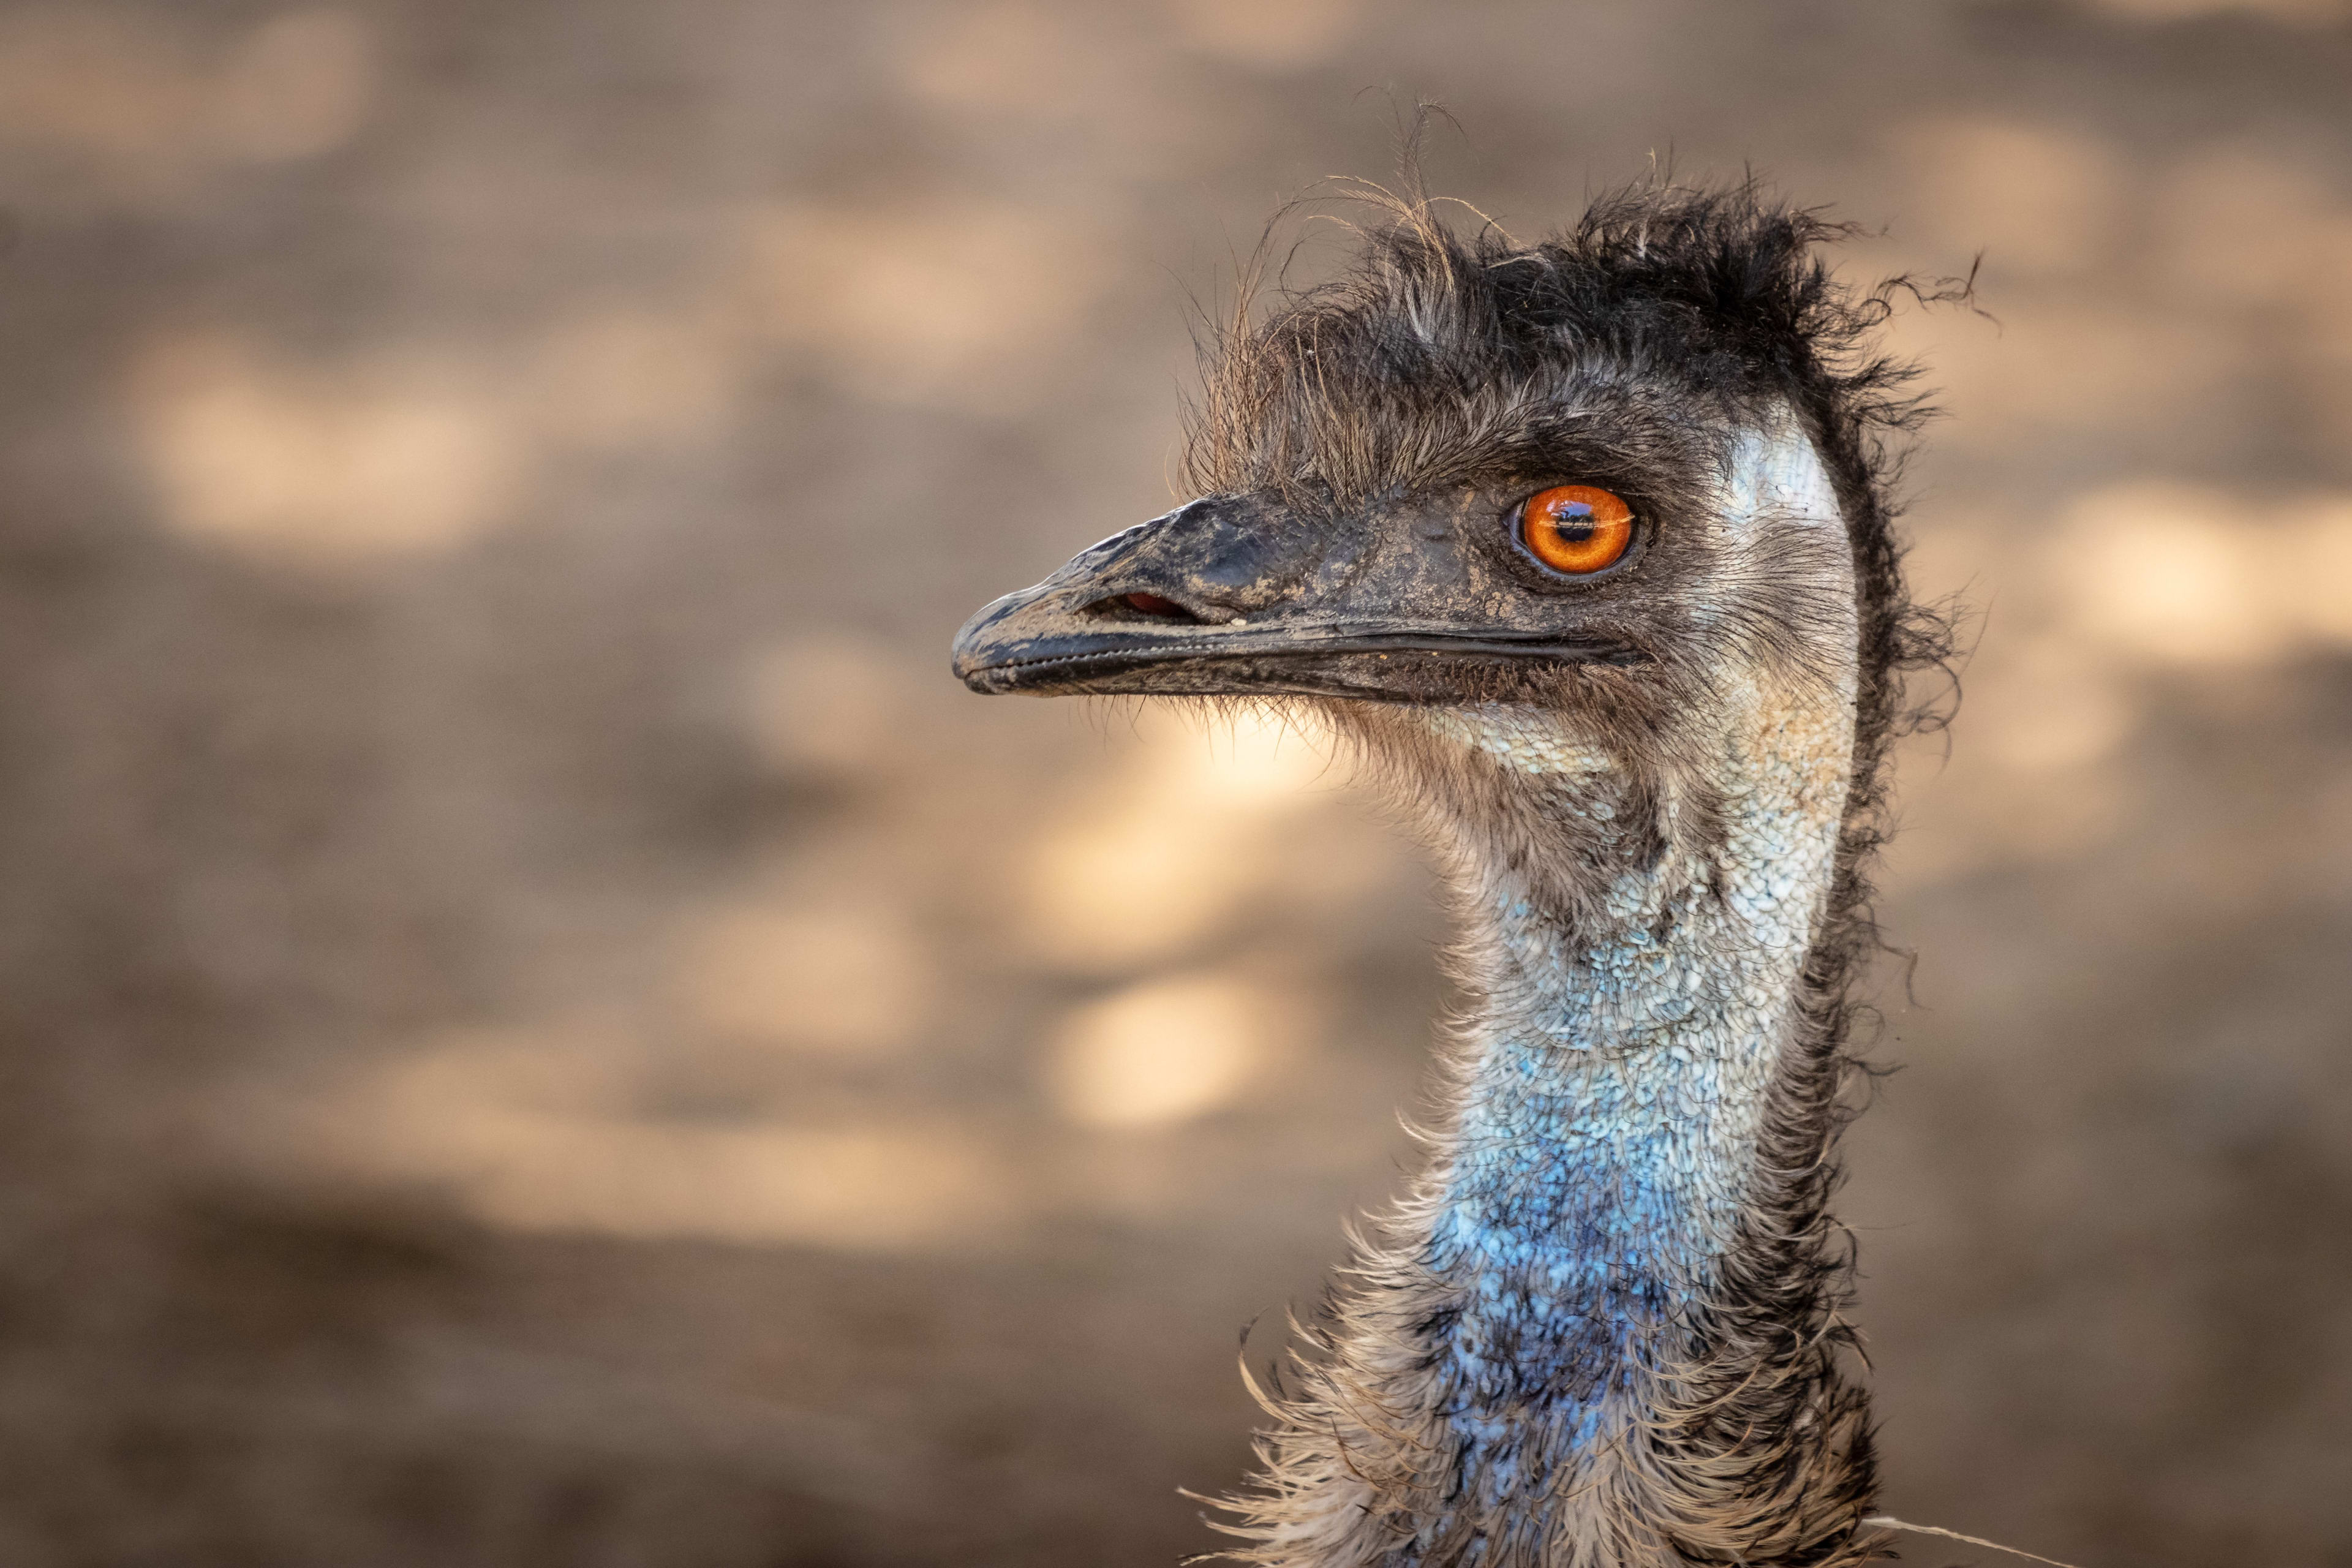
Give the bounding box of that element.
[1091,591,1202,622]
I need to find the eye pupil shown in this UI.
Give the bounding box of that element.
[1518,484,1634,575]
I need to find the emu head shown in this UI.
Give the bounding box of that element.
[952,188,1922,894]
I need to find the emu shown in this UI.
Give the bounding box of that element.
[952,182,1953,1567]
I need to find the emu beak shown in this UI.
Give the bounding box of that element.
[949,496,1642,703]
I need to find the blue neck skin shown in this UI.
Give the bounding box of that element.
[1428,889,1738,1455]
[1410,710,1840,1471]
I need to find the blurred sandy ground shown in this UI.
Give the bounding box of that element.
[0,0,2344,1563]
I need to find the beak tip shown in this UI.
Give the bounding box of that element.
[948,647,992,694]
[949,633,1022,696]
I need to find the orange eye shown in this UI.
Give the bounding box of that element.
[1517,484,1634,576]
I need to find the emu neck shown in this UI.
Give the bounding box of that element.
[1427,695,1851,1447]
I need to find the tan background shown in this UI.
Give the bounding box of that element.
[0,1,2346,1563]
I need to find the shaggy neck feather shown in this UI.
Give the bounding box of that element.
[1424,686,1850,1476]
